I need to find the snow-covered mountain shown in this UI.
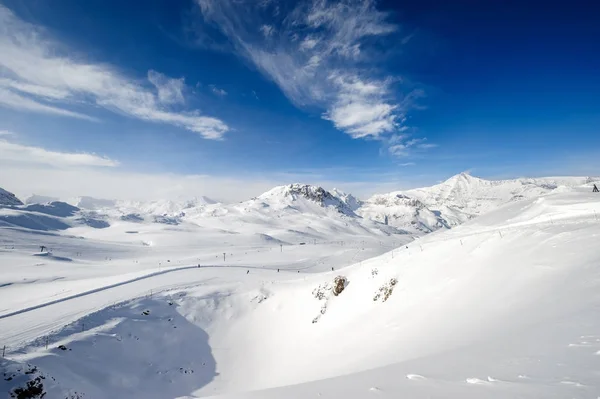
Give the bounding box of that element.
[3,174,598,238]
[0,187,23,207]
[24,194,60,205]
[251,184,357,216]
[0,183,404,244]
[3,187,600,398]
[331,188,363,211]
[358,173,600,232]
[404,173,594,217]
[358,192,449,233]
[70,196,117,210]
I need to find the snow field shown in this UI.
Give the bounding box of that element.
[1,179,600,398]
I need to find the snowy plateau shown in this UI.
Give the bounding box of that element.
[1,173,600,398]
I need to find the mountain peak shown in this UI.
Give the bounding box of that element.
[446,171,476,183]
[257,183,356,216]
[0,187,24,207]
[259,183,330,201]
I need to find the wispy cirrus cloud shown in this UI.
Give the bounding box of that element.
[195,0,433,154]
[387,134,437,158]
[0,87,97,121]
[147,70,185,105]
[209,84,228,97]
[0,5,229,139]
[0,139,118,168]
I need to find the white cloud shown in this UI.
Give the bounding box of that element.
[209,84,228,96]
[0,129,14,136]
[195,0,431,154]
[0,139,118,167]
[147,70,185,105]
[0,78,71,99]
[387,135,436,158]
[0,5,229,139]
[324,74,398,138]
[299,37,319,51]
[259,24,275,37]
[0,87,98,121]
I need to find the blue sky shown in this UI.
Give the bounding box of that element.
[0,0,598,201]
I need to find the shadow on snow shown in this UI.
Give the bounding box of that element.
[18,295,217,399]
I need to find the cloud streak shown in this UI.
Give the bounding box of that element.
[0,87,98,121]
[387,135,437,158]
[0,139,119,168]
[195,0,431,152]
[0,5,229,139]
[209,84,228,96]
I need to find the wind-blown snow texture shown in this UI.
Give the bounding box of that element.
[1,174,600,398]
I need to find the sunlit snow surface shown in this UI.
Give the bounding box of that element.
[1,176,600,398]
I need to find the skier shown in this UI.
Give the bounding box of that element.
[247,270,249,274]
[594,184,599,193]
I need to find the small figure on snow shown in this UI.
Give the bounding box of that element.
[594,184,599,193]
[247,270,249,274]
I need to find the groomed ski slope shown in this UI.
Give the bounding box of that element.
[2,188,600,398]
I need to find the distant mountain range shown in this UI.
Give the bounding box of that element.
[1,174,598,237]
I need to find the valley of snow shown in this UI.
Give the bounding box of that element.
[1,174,600,398]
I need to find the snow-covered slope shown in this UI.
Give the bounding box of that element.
[331,188,363,211]
[2,187,600,398]
[0,187,23,207]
